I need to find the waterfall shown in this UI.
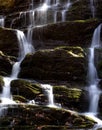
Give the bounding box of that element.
[41,84,56,107]
[90,0,95,18]
[0,15,4,27]
[61,0,71,22]
[88,24,102,114]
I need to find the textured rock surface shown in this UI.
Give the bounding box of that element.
[32,20,101,49]
[0,27,19,57]
[0,51,13,76]
[19,46,86,84]
[0,105,95,129]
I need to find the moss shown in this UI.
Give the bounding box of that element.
[54,86,82,100]
[13,95,27,103]
[0,0,15,8]
[11,79,43,101]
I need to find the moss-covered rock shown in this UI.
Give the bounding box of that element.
[53,85,89,112]
[11,79,43,102]
[0,105,95,129]
[19,46,86,85]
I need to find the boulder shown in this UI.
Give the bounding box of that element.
[31,20,101,49]
[0,105,95,129]
[53,85,89,112]
[0,27,19,57]
[0,51,13,76]
[19,46,86,85]
[11,79,43,102]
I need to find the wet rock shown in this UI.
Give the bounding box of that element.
[0,75,4,92]
[11,79,43,102]
[32,19,101,49]
[0,27,19,57]
[0,51,13,76]
[53,85,89,112]
[19,46,87,85]
[0,105,95,129]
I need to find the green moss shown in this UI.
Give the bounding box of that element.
[54,86,82,100]
[0,0,15,8]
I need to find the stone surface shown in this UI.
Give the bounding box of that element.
[19,46,86,84]
[0,105,95,129]
[0,27,19,57]
[0,51,13,76]
[32,20,101,49]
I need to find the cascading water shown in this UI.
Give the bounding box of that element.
[88,24,102,114]
[85,24,102,129]
[62,0,71,22]
[90,0,95,18]
[0,15,4,27]
[41,84,55,107]
[0,30,34,105]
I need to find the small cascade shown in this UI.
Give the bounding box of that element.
[0,15,4,27]
[90,0,96,18]
[61,0,71,22]
[86,24,102,129]
[0,30,34,107]
[88,24,102,114]
[41,84,56,107]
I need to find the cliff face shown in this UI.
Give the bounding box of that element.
[0,0,102,129]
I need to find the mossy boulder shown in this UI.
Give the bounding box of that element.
[0,105,95,129]
[11,79,43,102]
[19,46,86,85]
[53,85,89,112]
[0,27,19,57]
[31,19,101,49]
[0,51,13,76]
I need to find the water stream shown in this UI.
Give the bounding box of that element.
[0,15,4,27]
[1,0,102,129]
[86,24,102,129]
[90,0,96,18]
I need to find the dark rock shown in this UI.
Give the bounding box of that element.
[11,79,43,101]
[0,51,13,76]
[0,27,19,57]
[0,75,4,92]
[0,105,95,129]
[19,46,87,85]
[31,19,101,49]
[53,85,89,112]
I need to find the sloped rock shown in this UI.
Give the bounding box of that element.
[19,46,86,84]
[0,105,95,129]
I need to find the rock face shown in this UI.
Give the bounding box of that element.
[10,79,89,111]
[0,51,13,76]
[32,20,101,49]
[0,105,95,129]
[19,46,86,84]
[0,27,19,57]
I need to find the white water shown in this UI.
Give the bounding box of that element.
[0,30,34,107]
[86,24,102,129]
[0,15,4,27]
[41,84,55,107]
[88,24,102,113]
[62,0,71,22]
[90,0,95,18]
